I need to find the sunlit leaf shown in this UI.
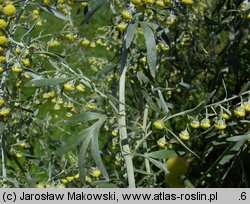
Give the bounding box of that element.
[146,150,185,159]
[66,112,106,125]
[219,141,245,165]
[80,0,104,24]
[226,134,250,142]
[125,21,138,49]
[148,158,168,173]
[141,22,157,78]
[40,5,69,21]
[25,77,72,87]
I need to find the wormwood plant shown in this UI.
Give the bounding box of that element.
[0,0,250,188]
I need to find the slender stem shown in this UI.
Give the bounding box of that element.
[1,133,6,182]
[163,90,250,122]
[142,104,151,174]
[119,66,135,188]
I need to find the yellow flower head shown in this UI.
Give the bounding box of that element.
[60,179,68,184]
[243,101,250,112]
[36,20,43,27]
[116,23,127,31]
[86,102,96,110]
[19,142,27,148]
[0,98,4,106]
[82,39,90,46]
[131,0,142,5]
[43,0,50,5]
[36,184,45,188]
[143,0,155,4]
[0,36,9,46]
[153,120,164,130]
[66,176,75,182]
[234,106,246,117]
[200,118,211,129]
[190,119,200,129]
[179,129,190,141]
[166,17,176,26]
[3,4,16,16]
[22,58,31,67]
[90,168,101,178]
[157,137,166,148]
[222,113,231,120]
[111,130,118,137]
[48,40,60,47]
[156,0,165,7]
[90,42,96,48]
[0,56,6,63]
[121,10,132,21]
[12,67,23,73]
[164,0,171,4]
[76,84,85,92]
[0,107,10,116]
[247,13,250,20]
[53,103,61,111]
[64,101,73,108]
[85,176,92,183]
[66,33,77,41]
[0,19,7,30]
[214,119,227,130]
[15,152,23,158]
[81,2,88,7]
[181,0,194,5]
[66,112,73,118]
[64,83,75,91]
[74,173,80,179]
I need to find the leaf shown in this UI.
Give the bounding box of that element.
[91,120,109,180]
[141,90,159,112]
[141,22,157,78]
[137,71,149,84]
[205,90,216,104]
[40,5,69,21]
[57,114,107,184]
[0,176,20,187]
[21,19,39,41]
[34,51,66,61]
[219,141,245,165]
[242,3,250,12]
[125,21,138,49]
[148,158,168,173]
[55,127,92,155]
[157,90,169,113]
[160,29,171,47]
[179,82,191,89]
[25,77,72,88]
[66,112,106,125]
[80,0,104,24]
[239,81,250,95]
[147,22,159,30]
[78,134,92,186]
[147,150,185,159]
[226,133,250,142]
